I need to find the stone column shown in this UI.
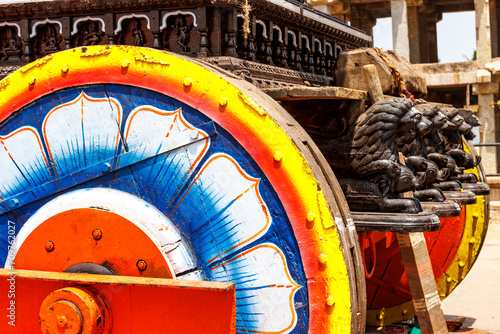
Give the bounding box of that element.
[475,0,492,67]
[490,0,498,57]
[391,0,410,60]
[427,13,439,63]
[478,94,497,174]
[417,11,430,63]
[407,5,420,63]
[475,0,496,173]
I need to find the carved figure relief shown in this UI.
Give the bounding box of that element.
[118,18,151,47]
[33,24,63,59]
[132,19,145,46]
[173,16,193,52]
[0,27,21,61]
[74,21,107,47]
[162,14,199,54]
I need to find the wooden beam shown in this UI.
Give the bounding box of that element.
[397,233,448,334]
[363,64,384,104]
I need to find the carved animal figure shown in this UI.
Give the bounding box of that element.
[317,97,423,213]
[440,107,477,182]
[399,103,448,201]
[457,108,481,141]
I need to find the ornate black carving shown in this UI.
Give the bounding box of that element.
[263,39,272,65]
[313,98,424,213]
[132,19,145,46]
[0,0,370,51]
[293,46,302,71]
[0,27,21,61]
[117,18,152,47]
[75,21,105,47]
[198,28,209,57]
[398,102,481,196]
[173,16,194,52]
[246,34,256,61]
[225,29,237,57]
[279,43,288,68]
[33,24,63,59]
[203,56,332,87]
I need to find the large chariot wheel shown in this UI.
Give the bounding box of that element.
[0,46,365,333]
[363,144,489,326]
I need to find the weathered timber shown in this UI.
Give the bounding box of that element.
[335,48,427,98]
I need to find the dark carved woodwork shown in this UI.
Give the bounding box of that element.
[279,43,288,68]
[0,1,370,83]
[310,98,424,213]
[307,49,315,73]
[225,29,237,57]
[132,19,145,46]
[236,16,246,59]
[316,52,327,75]
[32,23,63,59]
[205,56,332,87]
[293,46,302,71]
[246,33,256,61]
[72,21,107,48]
[174,16,194,52]
[198,28,209,57]
[0,0,370,49]
[263,39,272,65]
[162,14,198,54]
[397,102,481,196]
[117,18,150,47]
[0,27,22,61]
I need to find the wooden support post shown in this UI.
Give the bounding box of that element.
[363,64,384,104]
[365,64,448,334]
[397,233,448,334]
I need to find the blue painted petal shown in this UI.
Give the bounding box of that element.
[209,243,301,333]
[172,153,271,265]
[0,127,53,211]
[43,92,122,178]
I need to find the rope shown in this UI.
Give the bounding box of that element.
[374,48,415,102]
[241,0,251,40]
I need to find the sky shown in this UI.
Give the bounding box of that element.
[372,11,476,63]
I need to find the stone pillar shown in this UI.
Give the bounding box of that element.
[418,11,430,63]
[478,94,497,174]
[427,13,439,63]
[475,0,492,67]
[490,0,498,57]
[475,0,496,173]
[407,5,420,63]
[391,0,410,60]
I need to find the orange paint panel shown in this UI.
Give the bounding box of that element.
[362,206,467,310]
[0,269,236,334]
[425,209,466,280]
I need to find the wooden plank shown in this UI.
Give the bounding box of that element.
[397,233,448,334]
[263,86,368,101]
[363,64,384,104]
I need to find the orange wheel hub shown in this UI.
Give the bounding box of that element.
[14,208,174,278]
[39,286,111,334]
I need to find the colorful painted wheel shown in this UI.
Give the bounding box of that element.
[0,46,365,334]
[363,146,489,326]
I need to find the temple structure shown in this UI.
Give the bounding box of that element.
[309,0,500,185]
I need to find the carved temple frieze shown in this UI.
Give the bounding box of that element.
[0,0,371,82]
